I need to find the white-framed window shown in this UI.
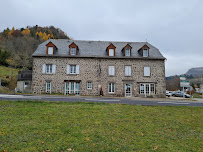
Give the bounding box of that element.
[71,48,76,55]
[87,82,92,89]
[143,49,148,57]
[46,64,52,73]
[144,66,150,76]
[140,83,155,95]
[108,66,115,76]
[125,66,131,76]
[108,83,115,93]
[65,81,80,95]
[42,64,56,74]
[48,47,54,54]
[109,49,114,56]
[70,65,76,74]
[67,65,79,74]
[125,49,130,56]
[46,81,51,94]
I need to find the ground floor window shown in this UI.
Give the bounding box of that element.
[87,82,92,89]
[108,83,115,93]
[140,83,155,95]
[65,82,80,95]
[24,82,29,89]
[46,82,51,94]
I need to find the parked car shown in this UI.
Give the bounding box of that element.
[166,90,173,97]
[172,91,191,98]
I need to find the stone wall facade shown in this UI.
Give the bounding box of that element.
[32,57,166,97]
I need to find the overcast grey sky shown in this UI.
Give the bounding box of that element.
[1,0,203,76]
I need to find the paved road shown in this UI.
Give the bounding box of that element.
[0,94,203,107]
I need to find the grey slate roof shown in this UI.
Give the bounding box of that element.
[32,39,165,60]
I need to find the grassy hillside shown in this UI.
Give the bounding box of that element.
[0,65,21,93]
[0,101,202,151]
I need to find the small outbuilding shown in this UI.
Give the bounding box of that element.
[17,70,32,93]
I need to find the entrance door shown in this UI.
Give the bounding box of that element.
[125,84,132,97]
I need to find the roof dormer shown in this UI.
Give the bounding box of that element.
[139,44,150,57]
[46,41,57,55]
[123,44,132,57]
[107,43,116,56]
[69,42,78,55]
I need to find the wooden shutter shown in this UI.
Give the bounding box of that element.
[112,66,115,76]
[67,65,70,74]
[125,66,128,76]
[76,65,80,74]
[52,65,56,74]
[42,64,46,74]
[129,66,131,76]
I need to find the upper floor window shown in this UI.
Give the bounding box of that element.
[144,66,150,76]
[71,48,76,55]
[46,41,56,55]
[143,48,148,57]
[125,66,131,76]
[108,66,115,76]
[67,64,79,74]
[125,49,130,56]
[46,64,52,73]
[48,47,54,54]
[69,42,78,55]
[42,64,56,74]
[109,49,114,56]
[107,43,116,56]
[70,65,76,74]
[123,44,132,57]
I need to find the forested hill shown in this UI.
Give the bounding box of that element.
[0,25,70,69]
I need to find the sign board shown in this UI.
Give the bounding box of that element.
[180,76,186,80]
[180,80,190,87]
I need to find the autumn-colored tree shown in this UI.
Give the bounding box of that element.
[21,28,30,36]
[38,31,42,37]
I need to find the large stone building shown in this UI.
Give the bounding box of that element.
[32,39,166,97]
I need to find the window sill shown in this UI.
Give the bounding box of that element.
[108,75,115,77]
[43,73,55,75]
[108,92,115,94]
[87,88,92,90]
[125,75,132,77]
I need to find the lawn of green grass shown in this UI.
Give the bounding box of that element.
[0,101,202,151]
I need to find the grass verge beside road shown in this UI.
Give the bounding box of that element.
[0,100,202,151]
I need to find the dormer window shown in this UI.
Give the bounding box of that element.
[107,43,116,56]
[139,44,150,57]
[125,49,130,56]
[48,47,54,54]
[123,44,132,57]
[69,42,78,55]
[109,49,114,56]
[71,48,76,55]
[143,48,148,57]
[46,41,56,55]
